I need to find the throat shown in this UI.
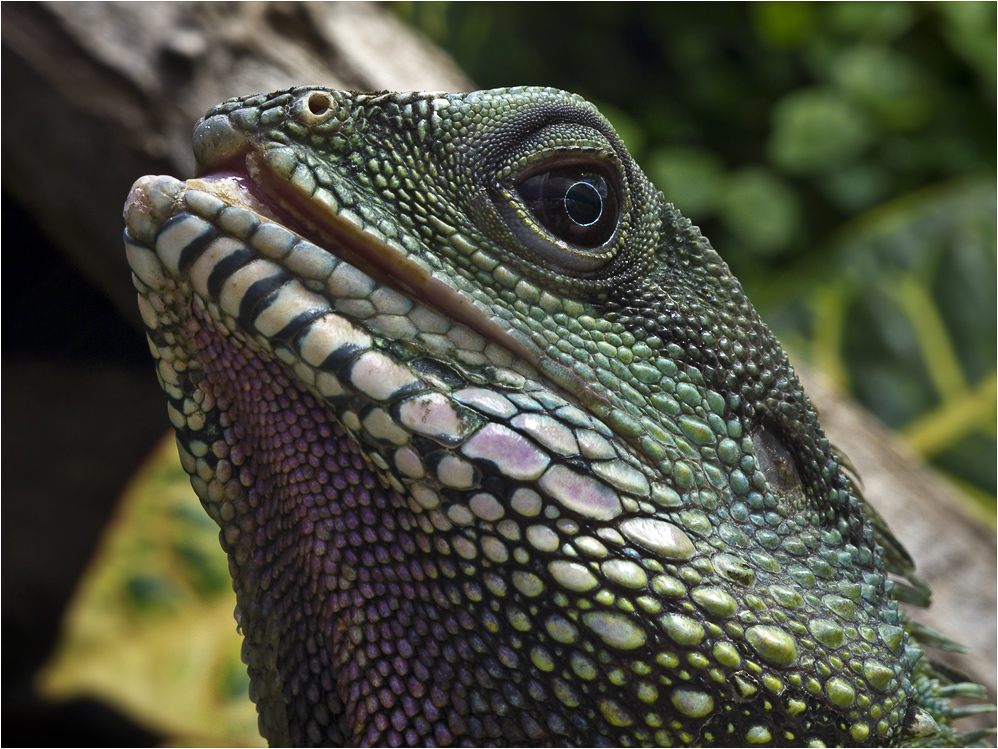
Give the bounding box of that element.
[187,299,388,743]
[185,301,515,746]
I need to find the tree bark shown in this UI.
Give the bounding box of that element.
[3,0,993,733]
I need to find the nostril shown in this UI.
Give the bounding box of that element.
[308,92,331,116]
[192,114,247,174]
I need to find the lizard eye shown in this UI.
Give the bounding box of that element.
[515,166,619,248]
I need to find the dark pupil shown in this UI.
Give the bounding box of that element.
[515,166,618,247]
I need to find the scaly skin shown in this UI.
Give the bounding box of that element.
[123,87,989,747]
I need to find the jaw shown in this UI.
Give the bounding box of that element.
[126,169,618,745]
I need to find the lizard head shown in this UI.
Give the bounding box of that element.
[125,87,936,746]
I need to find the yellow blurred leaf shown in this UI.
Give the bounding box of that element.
[36,432,263,747]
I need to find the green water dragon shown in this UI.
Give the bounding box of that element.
[123,86,993,747]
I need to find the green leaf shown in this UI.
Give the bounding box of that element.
[752,2,816,48]
[719,167,801,255]
[646,146,725,218]
[768,88,875,174]
[831,45,934,131]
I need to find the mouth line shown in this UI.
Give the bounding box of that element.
[190,149,547,371]
[186,148,623,429]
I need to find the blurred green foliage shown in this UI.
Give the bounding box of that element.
[397,1,996,510]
